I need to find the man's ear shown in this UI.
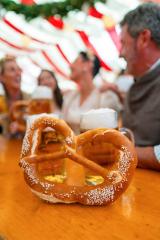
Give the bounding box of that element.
[137,29,152,49]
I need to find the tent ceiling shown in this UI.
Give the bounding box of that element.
[0,0,142,92]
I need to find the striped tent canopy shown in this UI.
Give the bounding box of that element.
[0,0,140,92]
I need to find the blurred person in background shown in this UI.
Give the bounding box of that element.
[0,56,22,108]
[119,2,160,170]
[114,69,134,102]
[99,69,131,104]
[38,69,63,115]
[0,56,24,136]
[88,48,124,102]
[62,51,122,134]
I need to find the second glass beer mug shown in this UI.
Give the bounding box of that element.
[79,108,135,186]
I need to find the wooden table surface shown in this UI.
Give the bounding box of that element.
[0,137,159,240]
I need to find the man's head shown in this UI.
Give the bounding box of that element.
[0,57,21,94]
[120,2,160,77]
[70,52,93,83]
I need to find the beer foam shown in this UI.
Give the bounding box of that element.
[32,86,53,99]
[80,108,118,129]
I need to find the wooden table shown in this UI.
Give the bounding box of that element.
[0,137,159,240]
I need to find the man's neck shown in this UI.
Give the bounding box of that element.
[143,46,160,73]
[147,58,160,72]
[134,56,160,78]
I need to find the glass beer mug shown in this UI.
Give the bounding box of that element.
[29,86,54,115]
[10,86,54,134]
[80,108,134,143]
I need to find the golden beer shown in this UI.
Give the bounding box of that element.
[29,86,54,115]
[29,99,53,115]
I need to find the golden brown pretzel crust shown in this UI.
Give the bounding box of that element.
[20,116,137,205]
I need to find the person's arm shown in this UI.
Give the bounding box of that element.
[99,82,124,103]
[136,146,160,171]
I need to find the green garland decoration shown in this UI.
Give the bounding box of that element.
[0,0,106,20]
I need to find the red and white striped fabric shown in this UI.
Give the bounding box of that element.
[0,1,124,92]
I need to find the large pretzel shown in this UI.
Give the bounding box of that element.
[20,115,137,205]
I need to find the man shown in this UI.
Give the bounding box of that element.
[120,2,160,170]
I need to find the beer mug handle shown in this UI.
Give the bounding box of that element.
[119,127,135,144]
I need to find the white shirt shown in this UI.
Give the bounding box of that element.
[62,88,122,134]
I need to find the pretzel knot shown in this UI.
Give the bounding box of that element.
[20,115,137,205]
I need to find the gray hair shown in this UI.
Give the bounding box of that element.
[120,2,160,47]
